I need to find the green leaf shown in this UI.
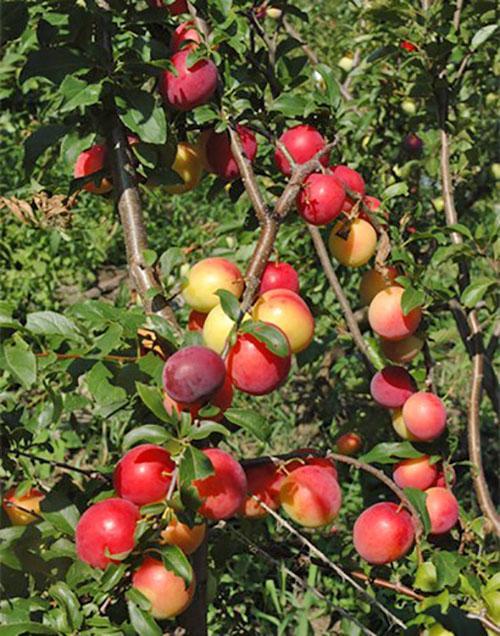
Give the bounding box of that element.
[415,561,440,592]
[189,420,229,440]
[460,278,495,308]
[215,289,240,322]
[26,311,79,339]
[127,600,162,636]
[159,247,184,278]
[224,408,270,442]
[401,287,425,316]
[240,321,290,357]
[315,63,341,109]
[270,93,309,117]
[404,487,431,534]
[179,445,214,483]
[136,382,170,422]
[0,623,57,635]
[42,503,80,536]
[447,223,473,240]
[59,76,103,112]
[20,47,89,84]
[432,551,465,588]
[23,125,69,175]
[383,182,408,199]
[123,425,171,450]
[100,563,128,593]
[4,341,36,388]
[116,89,167,144]
[49,582,82,631]
[470,24,497,50]
[158,544,193,586]
[359,442,422,464]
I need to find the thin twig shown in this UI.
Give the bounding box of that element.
[35,352,137,363]
[9,449,110,482]
[254,498,407,630]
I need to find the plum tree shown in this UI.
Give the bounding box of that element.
[226,330,291,395]
[328,218,377,267]
[162,345,226,404]
[359,266,399,306]
[368,286,422,341]
[296,173,346,225]
[240,462,284,518]
[280,465,342,528]
[425,487,459,535]
[160,517,206,555]
[2,487,45,526]
[259,261,300,295]
[132,557,195,619]
[182,257,244,313]
[252,288,314,353]
[274,124,328,176]
[353,502,415,564]
[205,125,258,180]
[393,456,439,491]
[402,392,447,442]
[370,365,417,408]
[164,142,203,194]
[159,50,218,111]
[113,444,175,506]
[192,448,247,520]
[75,498,139,569]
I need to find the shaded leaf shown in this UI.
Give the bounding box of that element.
[224,408,270,442]
[240,321,290,357]
[179,446,213,483]
[158,544,193,586]
[136,382,170,422]
[359,442,422,464]
[123,425,171,450]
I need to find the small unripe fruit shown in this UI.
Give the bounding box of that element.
[296,173,346,225]
[359,267,399,306]
[182,257,244,313]
[336,433,362,456]
[368,286,422,341]
[401,98,417,115]
[274,125,328,176]
[370,365,416,408]
[252,288,315,353]
[402,392,446,442]
[393,455,439,491]
[425,487,459,535]
[280,466,342,528]
[132,557,195,619]
[353,502,415,564]
[159,50,218,111]
[2,487,45,526]
[193,448,247,520]
[75,498,139,569]
[164,142,203,194]
[328,218,377,267]
[266,6,282,19]
[160,517,206,555]
[259,261,300,295]
[338,54,354,72]
[227,330,291,395]
[432,196,444,212]
[162,345,226,404]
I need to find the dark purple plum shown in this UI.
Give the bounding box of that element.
[163,345,226,404]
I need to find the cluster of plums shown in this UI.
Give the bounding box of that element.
[70,444,342,619]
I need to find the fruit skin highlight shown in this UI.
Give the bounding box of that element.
[280,465,342,528]
[193,448,248,520]
[353,502,415,565]
[368,286,422,341]
[75,498,140,569]
[132,557,195,619]
[328,218,377,267]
